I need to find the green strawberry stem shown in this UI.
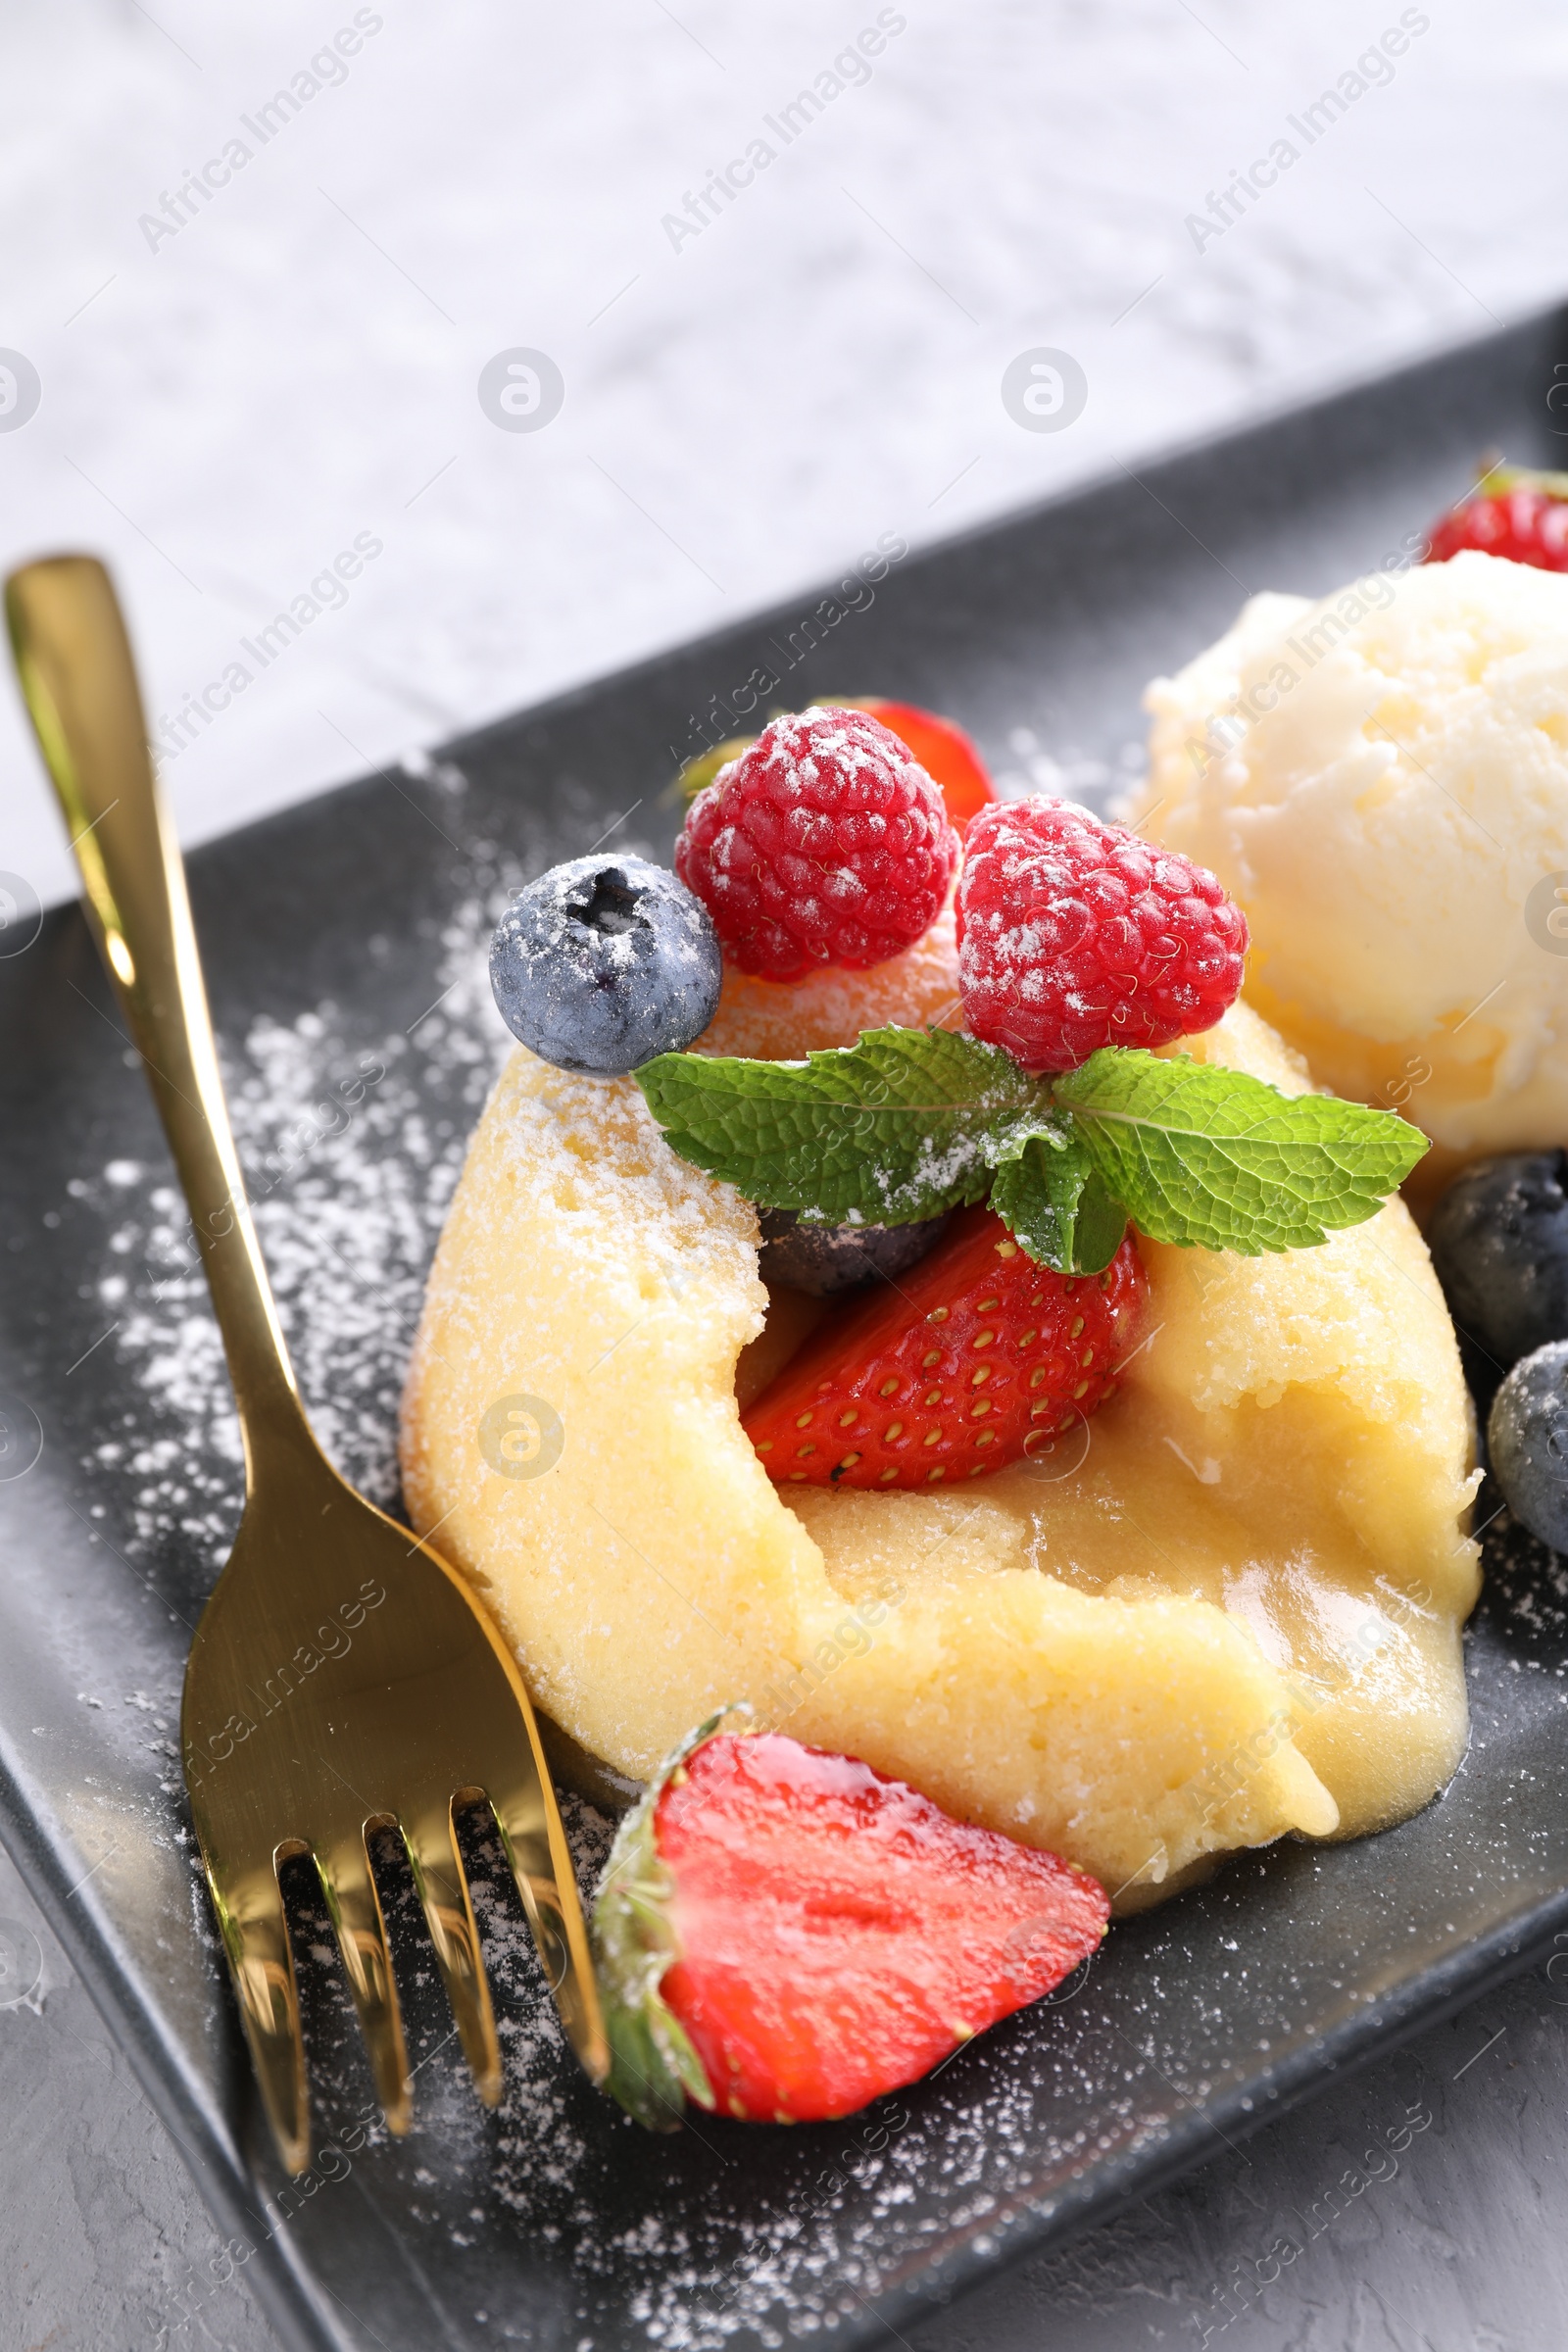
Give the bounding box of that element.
[1475,461,1568,501]
[593,1708,745,2131]
[675,737,757,804]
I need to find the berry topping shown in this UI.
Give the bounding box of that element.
[847,697,998,834]
[741,1203,1146,1488]
[675,707,960,982]
[956,799,1249,1073]
[594,1721,1109,2128]
[759,1206,955,1298]
[489,855,721,1076]
[1427,1152,1568,1370]
[674,700,997,837]
[1424,465,1568,572]
[1488,1341,1568,1554]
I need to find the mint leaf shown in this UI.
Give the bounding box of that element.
[987,1122,1127,1273]
[638,1025,1425,1271]
[1054,1048,1428,1254]
[635,1026,1048,1226]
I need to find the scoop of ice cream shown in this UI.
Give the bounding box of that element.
[1129,552,1568,1175]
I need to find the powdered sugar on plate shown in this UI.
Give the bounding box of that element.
[57,835,1189,2345]
[74,885,515,1568]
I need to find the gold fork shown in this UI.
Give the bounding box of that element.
[5,554,608,2174]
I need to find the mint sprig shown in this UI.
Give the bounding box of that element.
[634,1026,1427,1273]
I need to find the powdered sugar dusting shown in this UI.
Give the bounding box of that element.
[62,843,1206,2345]
[77,886,514,1567]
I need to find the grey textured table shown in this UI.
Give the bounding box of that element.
[5,1833,1566,2352]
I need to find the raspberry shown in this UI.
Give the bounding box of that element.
[956,799,1248,1073]
[1425,466,1568,572]
[741,1206,1147,1490]
[675,707,959,982]
[847,697,998,834]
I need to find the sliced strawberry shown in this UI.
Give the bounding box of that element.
[741,1204,1146,1490]
[848,696,999,835]
[1424,463,1568,571]
[594,1718,1109,2127]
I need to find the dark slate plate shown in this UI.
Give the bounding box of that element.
[3,306,1568,2352]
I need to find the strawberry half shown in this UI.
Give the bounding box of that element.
[1424,463,1568,571]
[741,1204,1147,1489]
[594,1718,1110,2128]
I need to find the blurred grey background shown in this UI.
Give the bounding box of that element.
[5,3,1568,2346]
[4,0,1568,906]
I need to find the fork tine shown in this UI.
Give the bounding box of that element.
[401,1802,503,2105]
[205,1849,310,2175]
[314,1833,412,2134]
[487,1782,608,2084]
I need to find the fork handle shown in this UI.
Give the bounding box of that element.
[6,555,310,1478]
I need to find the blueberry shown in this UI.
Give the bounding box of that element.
[1427,1152,1568,1368]
[1488,1341,1568,1553]
[490,856,722,1075]
[759,1208,954,1298]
